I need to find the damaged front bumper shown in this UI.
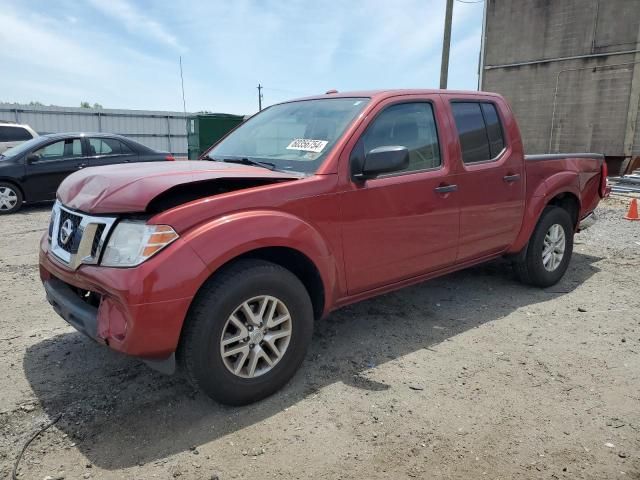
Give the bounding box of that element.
[38,233,210,374]
[43,277,177,374]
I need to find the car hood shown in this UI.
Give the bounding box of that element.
[57,161,300,214]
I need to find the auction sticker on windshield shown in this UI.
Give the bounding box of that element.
[286,138,328,153]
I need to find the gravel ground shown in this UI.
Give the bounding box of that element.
[0,197,638,480]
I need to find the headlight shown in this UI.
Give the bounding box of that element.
[101,221,179,267]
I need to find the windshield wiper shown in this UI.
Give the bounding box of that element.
[214,156,276,171]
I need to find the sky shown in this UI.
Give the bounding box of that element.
[0,0,484,115]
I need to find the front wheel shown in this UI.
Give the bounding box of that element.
[0,182,23,214]
[179,259,314,405]
[514,206,574,287]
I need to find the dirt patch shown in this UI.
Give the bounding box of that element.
[0,199,638,479]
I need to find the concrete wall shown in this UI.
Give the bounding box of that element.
[0,104,193,156]
[481,0,640,158]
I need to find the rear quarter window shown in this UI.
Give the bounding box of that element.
[119,140,136,154]
[0,126,33,142]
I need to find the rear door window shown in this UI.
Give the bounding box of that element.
[89,138,122,155]
[0,126,33,142]
[451,103,491,163]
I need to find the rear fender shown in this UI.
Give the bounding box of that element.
[183,210,338,313]
[509,171,581,253]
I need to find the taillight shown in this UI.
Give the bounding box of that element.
[166,154,175,161]
[599,160,608,197]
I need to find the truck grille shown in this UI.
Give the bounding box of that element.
[50,202,117,270]
[57,209,83,254]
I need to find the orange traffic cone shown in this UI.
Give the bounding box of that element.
[624,198,640,221]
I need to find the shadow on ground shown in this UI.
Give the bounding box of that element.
[23,253,601,469]
[14,201,54,215]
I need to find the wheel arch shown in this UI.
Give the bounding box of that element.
[182,209,339,316]
[208,246,326,322]
[510,188,581,254]
[546,191,580,228]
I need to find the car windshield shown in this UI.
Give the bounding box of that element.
[207,97,369,174]
[0,137,43,159]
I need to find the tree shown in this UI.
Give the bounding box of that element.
[29,101,44,106]
[80,101,104,109]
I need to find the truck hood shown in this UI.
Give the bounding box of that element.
[58,161,300,214]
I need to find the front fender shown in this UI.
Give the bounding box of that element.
[509,171,581,253]
[182,209,338,313]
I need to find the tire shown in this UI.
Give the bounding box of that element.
[179,259,314,405]
[514,206,574,287]
[0,182,23,214]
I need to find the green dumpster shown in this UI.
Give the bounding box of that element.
[187,113,245,160]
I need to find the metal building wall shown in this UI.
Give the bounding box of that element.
[481,0,640,165]
[0,104,192,156]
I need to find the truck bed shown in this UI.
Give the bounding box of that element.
[524,152,604,224]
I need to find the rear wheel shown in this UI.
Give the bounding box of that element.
[0,182,23,214]
[179,259,314,405]
[514,206,574,287]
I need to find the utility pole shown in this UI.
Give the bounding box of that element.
[439,0,454,89]
[257,83,263,111]
[477,0,488,90]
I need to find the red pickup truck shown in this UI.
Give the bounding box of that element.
[39,90,607,405]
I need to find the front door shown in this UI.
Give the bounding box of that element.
[24,137,87,201]
[340,100,460,295]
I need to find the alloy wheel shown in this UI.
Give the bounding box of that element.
[542,223,566,272]
[219,295,293,378]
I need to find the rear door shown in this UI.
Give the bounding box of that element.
[340,96,460,294]
[86,137,138,166]
[447,98,525,262]
[23,137,87,201]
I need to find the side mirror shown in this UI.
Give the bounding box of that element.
[26,153,40,164]
[353,146,409,181]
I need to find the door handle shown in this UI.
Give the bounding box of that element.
[77,163,88,169]
[503,174,521,183]
[434,184,458,194]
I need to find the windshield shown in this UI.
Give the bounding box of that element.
[207,97,369,174]
[1,137,43,159]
